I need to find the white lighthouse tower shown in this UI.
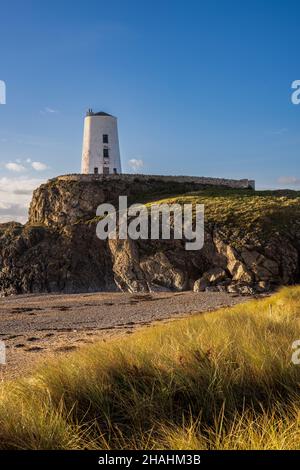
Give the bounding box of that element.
[81,110,122,175]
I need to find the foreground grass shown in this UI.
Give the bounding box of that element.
[1,286,300,449]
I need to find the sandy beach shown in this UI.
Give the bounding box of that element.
[0,290,249,379]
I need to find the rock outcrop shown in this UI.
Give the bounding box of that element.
[0,175,299,296]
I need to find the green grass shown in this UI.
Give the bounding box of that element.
[74,188,300,242]
[146,188,300,248]
[1,286,300,449]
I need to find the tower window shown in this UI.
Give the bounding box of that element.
[103,148,109,158]
[103,166,109,175]
[94,167,98,174]
[103,134,108,144]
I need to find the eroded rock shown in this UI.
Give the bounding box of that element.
[1,177,299,296]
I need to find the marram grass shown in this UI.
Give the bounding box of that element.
[1,286,300,449]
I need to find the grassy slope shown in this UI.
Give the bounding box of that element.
[145,189,300,247]
[83,188,300,251]
[1,286,300,449]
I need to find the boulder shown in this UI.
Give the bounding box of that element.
[202,267,228,284]
[193,278,208,292]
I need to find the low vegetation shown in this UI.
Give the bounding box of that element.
[147,189,300,247]
[80,188,300,242]
[1,286,300,449]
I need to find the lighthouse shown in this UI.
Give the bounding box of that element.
[81,110,122,175]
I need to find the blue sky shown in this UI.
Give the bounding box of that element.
[0,0,300,221]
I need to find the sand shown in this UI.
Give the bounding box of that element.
[0,290,250,380]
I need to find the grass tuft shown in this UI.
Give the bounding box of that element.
[1,286,300,449]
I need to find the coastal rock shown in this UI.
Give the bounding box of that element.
[0,176,299,296]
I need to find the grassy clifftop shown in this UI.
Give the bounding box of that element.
[147,189,300,245]
[2,187,300,295]
[1,286,300,449]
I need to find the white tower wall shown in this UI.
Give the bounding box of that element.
[81,111,122,175]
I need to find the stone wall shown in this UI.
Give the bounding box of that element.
[55,173,255,190]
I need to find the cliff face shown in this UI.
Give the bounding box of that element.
[0,175,299,296]
[0,222,115,295]
[28,174,254,227]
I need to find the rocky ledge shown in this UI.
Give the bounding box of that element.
[0,175,299,296]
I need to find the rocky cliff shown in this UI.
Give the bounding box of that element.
[0,175,299,296]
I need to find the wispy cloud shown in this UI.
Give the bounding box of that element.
[266,128,288,136]
[0,176,46,224]
[40,107,59,115]
[128,158,144,171]
[277,176,300,186]
[0,203,30,222]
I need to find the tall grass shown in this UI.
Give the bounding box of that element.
[1,286,300,449]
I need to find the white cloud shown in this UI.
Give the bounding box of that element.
[0,203,30,223]
[5,162,26,172]
[0,176,45,224]
[277,176,300,186]
[31,161,48,171]
[41,107,59,114]
[128,158,144,171]
[2,159,49,174]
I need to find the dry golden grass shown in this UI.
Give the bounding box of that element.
[1,286,300,449]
